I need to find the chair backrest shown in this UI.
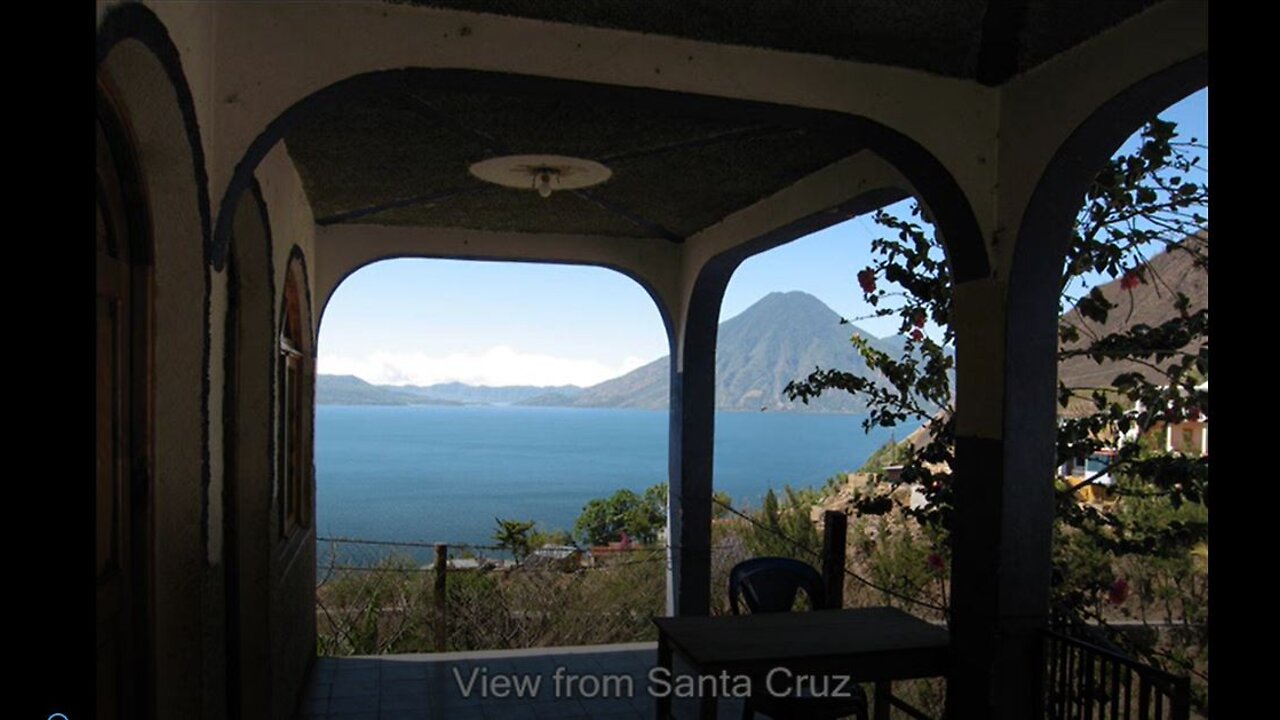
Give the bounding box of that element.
[728,557,828,614]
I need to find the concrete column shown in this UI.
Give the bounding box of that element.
[946,276,1056,719]
[666,345,714,617]
[666,260,735,617]
[944,43,1206,715]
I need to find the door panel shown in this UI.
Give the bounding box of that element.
[96,109,142,720]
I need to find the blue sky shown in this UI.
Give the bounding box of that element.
[319,89,1207,388]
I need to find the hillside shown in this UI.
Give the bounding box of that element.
[1058,237,1208,392]
[316,375,462,406]
[396,382,583,406]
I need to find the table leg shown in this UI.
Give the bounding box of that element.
[699,682,717,720]
[874,680,891,720]
[656,635,672,720]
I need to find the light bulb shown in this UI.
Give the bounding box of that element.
[537,170,553,198]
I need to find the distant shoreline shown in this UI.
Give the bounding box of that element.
[316,403,879,417]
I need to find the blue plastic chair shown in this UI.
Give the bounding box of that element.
[728,557,869,720]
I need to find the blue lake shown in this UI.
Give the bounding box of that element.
[316,405,901,547]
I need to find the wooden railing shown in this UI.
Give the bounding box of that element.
[1044,629,1191,720]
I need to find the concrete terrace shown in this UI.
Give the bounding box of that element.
[298,643,749,720]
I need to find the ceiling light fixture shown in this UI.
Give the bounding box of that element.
[469,154,612,199]
[535,168,557,198]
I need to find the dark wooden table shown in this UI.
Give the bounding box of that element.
[652,606,950,720]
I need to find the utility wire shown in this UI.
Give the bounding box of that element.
[710,496,949,614]
[321,501,952,615]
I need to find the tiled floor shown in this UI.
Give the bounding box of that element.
[297,642,748,720]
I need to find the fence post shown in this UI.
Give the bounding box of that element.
[434,543,448,652]
[821,510,848,608]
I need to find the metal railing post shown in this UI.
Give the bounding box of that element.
[820,510,848,608]
[434,543,448,651]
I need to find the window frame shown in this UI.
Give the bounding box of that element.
[277,268,310,542]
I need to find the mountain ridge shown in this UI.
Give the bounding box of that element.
[315,375,464,406]
[318,291,918,413]
[528,291,905,412]
[397,382,584,406]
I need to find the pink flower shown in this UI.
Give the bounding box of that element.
[857,269,877,294]
[911,329,924,342]
[926,553,945,575]
[1120,270,1143,291]
[1107,578,1130,605]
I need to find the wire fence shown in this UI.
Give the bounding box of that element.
[313,517,950,716]
[312,491,1195,719]
[314,499,950,658]
[709,496,951,620]
[316,537,712,656]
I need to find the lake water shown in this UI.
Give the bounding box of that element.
[316,405,901,547]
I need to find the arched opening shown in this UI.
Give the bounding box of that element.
[706,200,937,586]
[1044,88,1209,714]
[669,163,981,618]
[313,257,669,654]
[983,57,1208,718]
[96,8,213,716]
[692,192,968,715]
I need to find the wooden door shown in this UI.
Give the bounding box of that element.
[96,104,147,720]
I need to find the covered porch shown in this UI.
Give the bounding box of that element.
[92,2,1209,719]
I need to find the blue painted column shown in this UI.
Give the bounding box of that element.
[666,265,733,617]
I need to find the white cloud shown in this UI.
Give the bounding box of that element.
[318,346,649,388]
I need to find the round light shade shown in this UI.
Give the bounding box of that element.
[468,154,613,195]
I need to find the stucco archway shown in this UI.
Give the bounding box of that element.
[98,4,213,718]
[943,53,1209,718]
[211,67,990,283]
[669,152,985,614]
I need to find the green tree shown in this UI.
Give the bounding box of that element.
[529,527,574,548]
[786,118,1208,708]
[493,517,536,562]
[575,485,667,545]
[744,485,823,561]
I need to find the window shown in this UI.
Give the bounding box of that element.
[278,268,309,538]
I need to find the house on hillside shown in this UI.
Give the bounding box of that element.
[1163,409,1208,456]
[1057,449,1116,503]
[527,544,588,570]
[1127,380,1209,457]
